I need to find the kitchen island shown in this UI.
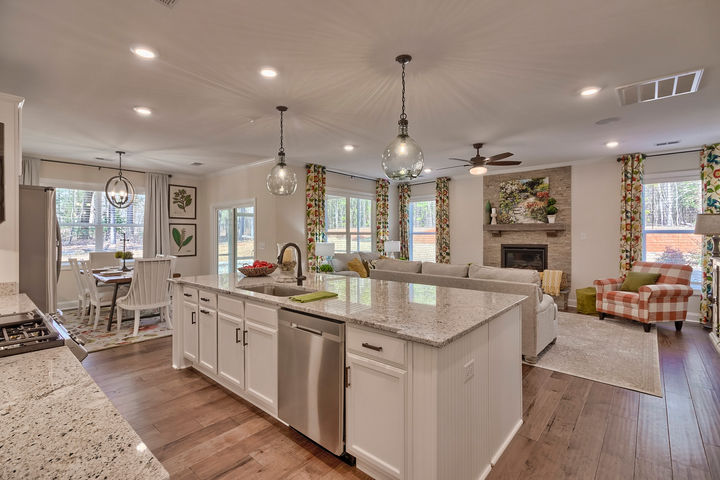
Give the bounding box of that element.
[0,294,168,480]
[172,273,525,480]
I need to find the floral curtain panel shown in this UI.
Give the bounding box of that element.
[700,143,720,325]
[619,153,645,275]
[375,179,390,254]
[435,177,451,263]
[399,183,411,260]
[305,164,326,271]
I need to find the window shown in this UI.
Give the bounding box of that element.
[409,199,436,262]
[325,193,373,254]
[642,175,702,289]
[216,204,255,274]
[56,188,145,263]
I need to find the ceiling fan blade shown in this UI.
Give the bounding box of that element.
[448,157,471,162]
[487,160,522,166]
[436,165,466,171]
[486,152,514,162]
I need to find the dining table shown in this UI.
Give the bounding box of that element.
[92,269,133,331]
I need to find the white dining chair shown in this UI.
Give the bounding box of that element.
[89,251,119,270]
[79,260,120,330]
[68,258,89,322]
[116,258,172,336]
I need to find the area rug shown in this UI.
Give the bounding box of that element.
[58,307,172,353]
[532,311,663,397]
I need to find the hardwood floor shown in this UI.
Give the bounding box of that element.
[83,321,720,480]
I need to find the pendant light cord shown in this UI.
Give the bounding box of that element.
[118,151,124,178]
[400,62,407,121]
[279,110,285,156]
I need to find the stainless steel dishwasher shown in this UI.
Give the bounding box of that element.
[278,308,345,455]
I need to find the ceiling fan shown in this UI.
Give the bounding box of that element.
[437,143,521,175]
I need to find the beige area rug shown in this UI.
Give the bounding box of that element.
[532,311,663,397]
[58,307,172,353]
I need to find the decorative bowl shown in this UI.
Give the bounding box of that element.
[238,264,278,277]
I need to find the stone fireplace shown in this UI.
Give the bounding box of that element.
[501,244,548,271]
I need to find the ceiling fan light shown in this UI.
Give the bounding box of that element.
[469,165,488,176]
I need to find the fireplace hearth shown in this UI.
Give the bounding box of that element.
[501,244,548,271]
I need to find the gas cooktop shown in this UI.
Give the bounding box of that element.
[0,311,66,358]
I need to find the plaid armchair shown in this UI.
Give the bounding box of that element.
[594,262,694,332]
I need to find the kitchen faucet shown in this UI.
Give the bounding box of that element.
[277,242,306,286]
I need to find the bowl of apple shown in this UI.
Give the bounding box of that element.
[238,260,278,277]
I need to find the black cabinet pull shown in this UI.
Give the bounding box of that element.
[191,311,196,324]
[200,297,210,302]
[361,342,383,352]
[200,308,210,315]
[236,328,242,343]
[183,293,192,297]
[243,329,248,346]
[345,366,351,387]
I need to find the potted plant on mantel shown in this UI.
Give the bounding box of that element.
[546,197,558,223]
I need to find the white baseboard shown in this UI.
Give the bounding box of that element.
[491,418,523,466]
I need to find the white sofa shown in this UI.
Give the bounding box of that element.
[329,252,382,277]
[369,259,558,363]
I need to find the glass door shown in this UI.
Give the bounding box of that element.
[216,204,255,274]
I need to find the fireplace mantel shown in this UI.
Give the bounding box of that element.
[483,223,567,237]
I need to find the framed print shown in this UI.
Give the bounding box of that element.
[169,184,197,219]
[170,223,197,257]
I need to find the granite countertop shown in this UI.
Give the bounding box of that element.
[0,293,39,316]
[173,273,525,347]
[0,345,168,479]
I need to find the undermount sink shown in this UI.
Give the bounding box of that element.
[241,284,314,297]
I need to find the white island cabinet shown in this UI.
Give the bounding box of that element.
[171,274,524,480]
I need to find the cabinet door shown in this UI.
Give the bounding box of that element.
[182,301,198,363]
[218,311,245,390]
[198,308,218,372]
[346,352,406,479]
[245,318,278,412]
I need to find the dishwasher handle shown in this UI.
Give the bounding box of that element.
[291,322,323,336]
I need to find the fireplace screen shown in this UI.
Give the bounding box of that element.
[501,244,548,271]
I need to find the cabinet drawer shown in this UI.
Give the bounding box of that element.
[347,327,406,367]
[199,290,217,309]
[182,287,198,302]
[245,302,278,329]
[218,295,244,318]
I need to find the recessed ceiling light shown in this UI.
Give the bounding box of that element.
[343,145,355,152]
[606,140,619,148]
[580,86,602,97]
[130,46,157,59]
[423,168,432,173]
[260,67,277,78]
[190,162,204,166]
[133,106,152,116]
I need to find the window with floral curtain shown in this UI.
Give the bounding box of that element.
[375,179,390,254]
[619,153,645,275]
[435,177,451,263]
[306,164,326,271]
[399,183,411,260]
[700,143,720,325]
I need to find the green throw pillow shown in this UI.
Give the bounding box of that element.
[620,272,661,292]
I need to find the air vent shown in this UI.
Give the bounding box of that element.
[616,69,703,106]
[94,156,113,162]
[190,162,204,166]
[655,140,681,147]
[154,0,177,7]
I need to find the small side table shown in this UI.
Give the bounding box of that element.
[551,289,570,312]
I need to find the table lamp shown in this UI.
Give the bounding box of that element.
[695,214,720,256]
[385,240,401,258]
[315,242,335,269]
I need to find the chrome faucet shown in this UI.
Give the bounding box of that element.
[278,242,306,286]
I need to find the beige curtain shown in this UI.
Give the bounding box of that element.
[375,179,390,254]
[700,143,720,325]
[399,183,411,260]
[143,173,170,257]
[305,164,326,271]
[435,177,451,263]
[619,154,645,275]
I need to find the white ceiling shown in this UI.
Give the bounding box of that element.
[0,0,718,178]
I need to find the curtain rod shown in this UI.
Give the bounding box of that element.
[616,148,702,162]
[325,168,376,182]
[40,158,172,177]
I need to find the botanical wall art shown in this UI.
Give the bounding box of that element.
[170,223,196,256]
[498,177,550,224]
[169,184,196,219]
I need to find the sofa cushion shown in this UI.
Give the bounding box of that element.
[421,262,469,277]
[359,252,382,263]
[373,258,422,273]
[468,264,541,286]
[331,253,361,272]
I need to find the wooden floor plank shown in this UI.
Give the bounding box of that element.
[595,411,638,480]
[635,393,671,471]
[666,390,711,473]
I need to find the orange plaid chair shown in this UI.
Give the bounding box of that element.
[594,262,694,332]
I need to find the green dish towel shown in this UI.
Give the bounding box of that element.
[289,291,338,303]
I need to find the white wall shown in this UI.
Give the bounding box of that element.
[0,93,23,290]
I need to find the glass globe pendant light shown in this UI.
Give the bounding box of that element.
[382,54,424,180]
[266,105,298,196]
[105,151,135,209]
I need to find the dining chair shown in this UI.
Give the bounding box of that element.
[116,258,173,336]
[89,251,119,271]
[68,258,89,322]
[79,260,120,330]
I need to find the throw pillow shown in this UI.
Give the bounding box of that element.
[620,272,661,292]
[331,252,361,272]
[346,258,368,278]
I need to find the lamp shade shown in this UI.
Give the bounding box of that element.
[315,242,335,257]
[694,214,720,235]
[385,240,401,253]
